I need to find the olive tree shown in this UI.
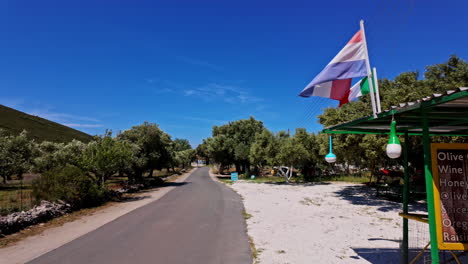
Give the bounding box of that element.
[0,130,35,183]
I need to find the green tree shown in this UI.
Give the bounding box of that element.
[32,165,107,208]
[81,131,135,186]
[210,117,264,175]
[117,122,172,179]
[0,130,35,184]
[293,129,322,181]
[317,56,468,178]
[250,129,277,172]
[34,140,86,173]
[275,135,308,182]
[173,139,192,151]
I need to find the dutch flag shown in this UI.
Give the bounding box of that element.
[299,30,369,106]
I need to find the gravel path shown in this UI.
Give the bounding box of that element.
[230,181,425,264]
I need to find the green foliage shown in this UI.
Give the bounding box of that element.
[207,117,264,174]
[0,130,35,183]
[276,136,308,169]
[32,165,107,208]
[80,131,136,185]
[173,138,192,151]
[202,56,468,182]
[318,55,468,174]
[174,149,195,169]
[250,129,276,168]
[195,139,210,164]
[34,140,86,172]
[118,122,173,178]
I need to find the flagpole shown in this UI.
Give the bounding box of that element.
[360,20,377,117]
[373,67,382,112]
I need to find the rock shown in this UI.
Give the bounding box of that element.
[0,200,71,236]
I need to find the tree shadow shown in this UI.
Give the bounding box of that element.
[262,182,332,186]
[120,195,152,203]
[352,248,401,264]
[161,182,190,187]
[334,185,427,212]
[368,238,402,243]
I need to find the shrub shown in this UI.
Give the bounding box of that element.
[32,165,108,209]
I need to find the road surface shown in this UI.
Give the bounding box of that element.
[28,167,252,264]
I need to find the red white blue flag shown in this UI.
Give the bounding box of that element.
[299,30,368,106]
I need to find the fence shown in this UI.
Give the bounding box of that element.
[0,183,35,216]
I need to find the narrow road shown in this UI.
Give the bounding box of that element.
[28,167,252,264]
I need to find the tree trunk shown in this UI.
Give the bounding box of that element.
[235,163,241,174]
[134,170,143,183]
[245,161,250,177]
[149,168,154,177]
[289,165,293,182]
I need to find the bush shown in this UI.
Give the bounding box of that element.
[32,165,108,209]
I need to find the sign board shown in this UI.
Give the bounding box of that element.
[431,143,468,250]
[231,172,238,181]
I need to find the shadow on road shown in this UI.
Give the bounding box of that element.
[161,182,190,187]
[120,195,153,203]
[263,182,332,186]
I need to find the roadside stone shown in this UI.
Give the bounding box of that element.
[0,200,71,236]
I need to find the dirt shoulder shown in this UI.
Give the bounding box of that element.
[0,168,195,264]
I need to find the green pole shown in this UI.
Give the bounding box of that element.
[422,113,439,263]
[402,132,409,264]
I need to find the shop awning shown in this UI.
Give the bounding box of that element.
[322,87,468,136]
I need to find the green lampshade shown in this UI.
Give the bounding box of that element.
[386,120,401,159]
[388,120,400,145]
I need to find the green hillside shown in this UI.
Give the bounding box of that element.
[0,105,93,143]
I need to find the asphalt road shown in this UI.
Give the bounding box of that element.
[28,167,252,264]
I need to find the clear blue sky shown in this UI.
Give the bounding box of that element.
[1,0,467,146]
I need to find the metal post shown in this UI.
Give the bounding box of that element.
[360,20,378,117]
[402,132,409,264]
[422,112,440,263]
[372,67,382,113]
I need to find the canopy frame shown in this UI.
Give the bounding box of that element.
[321,88,468,264]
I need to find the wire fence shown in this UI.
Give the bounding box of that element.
[0,184,36,216]
[405,217,468,264]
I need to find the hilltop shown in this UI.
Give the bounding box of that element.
[0,105,93,143]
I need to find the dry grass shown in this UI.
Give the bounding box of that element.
[242,209,252,220]
[249,235,259,263]
[0,183,36,215]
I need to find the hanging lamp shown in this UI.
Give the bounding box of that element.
[325,135,337,163]
[386,119,402,159]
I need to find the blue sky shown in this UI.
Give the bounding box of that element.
[1,0,467,146]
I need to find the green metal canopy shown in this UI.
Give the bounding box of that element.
[320,87,468,264]
[322,87,468,136]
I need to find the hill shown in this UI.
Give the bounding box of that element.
[0,105,93,143]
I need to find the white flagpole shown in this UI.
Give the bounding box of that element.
[373,67,382,112]
[360,20,377,117]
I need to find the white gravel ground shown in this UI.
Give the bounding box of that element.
[230,181,422,264]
